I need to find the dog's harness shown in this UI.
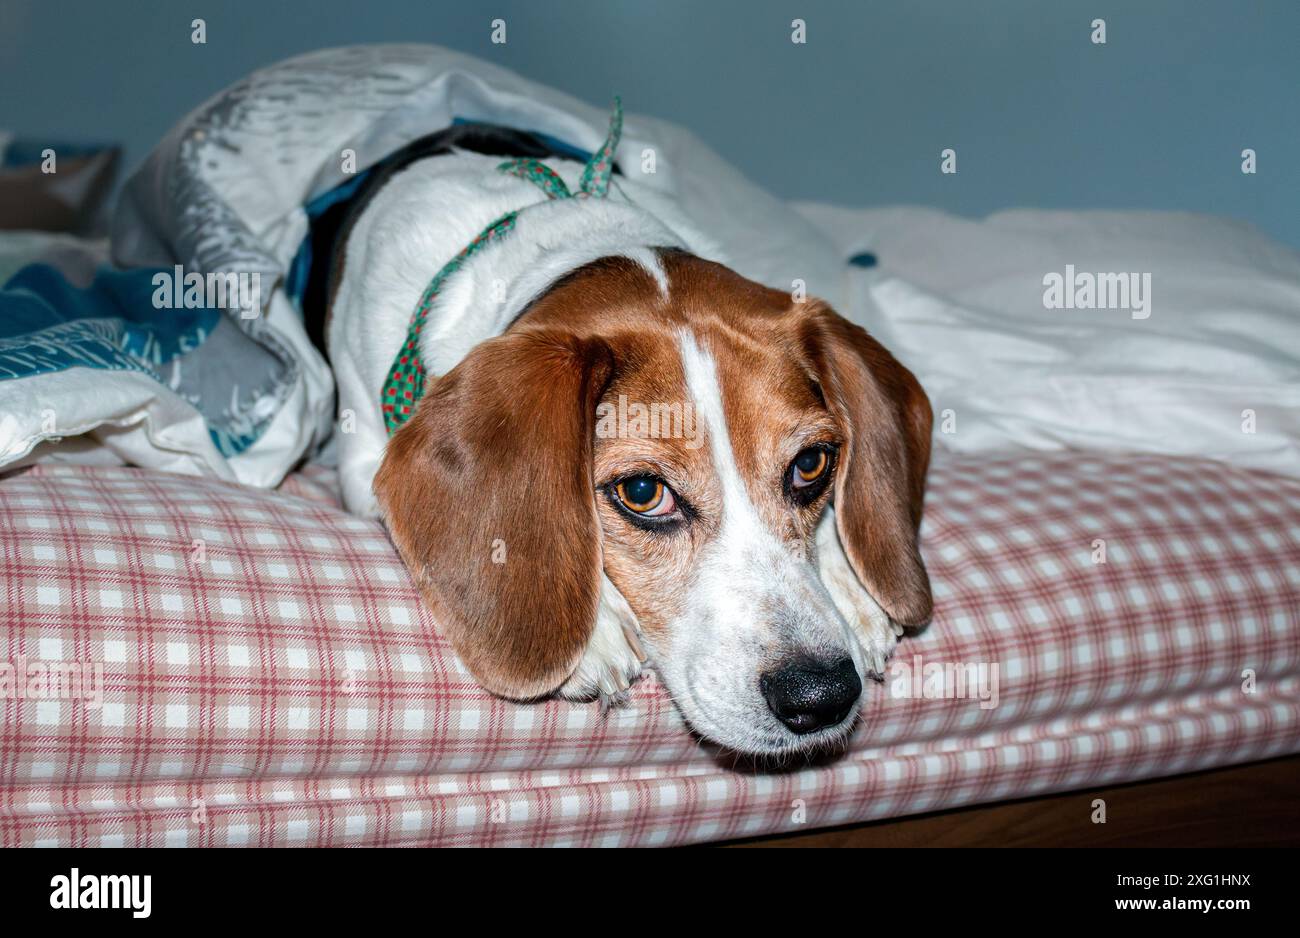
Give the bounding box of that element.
[379,99,624,436]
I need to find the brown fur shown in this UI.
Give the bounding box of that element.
[375,251,932,697]
[374,329,613,697]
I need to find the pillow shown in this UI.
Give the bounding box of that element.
[797,204,1300,479]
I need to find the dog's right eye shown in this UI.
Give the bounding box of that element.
[614,476,676,516]
[792,447,829,486]
[785,443,837,506]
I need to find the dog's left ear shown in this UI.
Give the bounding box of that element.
[800,302,934,627]
[374,329,613,698]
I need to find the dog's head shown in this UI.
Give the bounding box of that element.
[375,250,932,756]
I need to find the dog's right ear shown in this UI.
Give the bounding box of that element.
[800,302,934,629]
[374,330,613,699]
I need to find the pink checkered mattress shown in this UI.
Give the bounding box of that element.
[1,451,1297,847]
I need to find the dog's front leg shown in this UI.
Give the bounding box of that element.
[557,574,646,710]
[816,507,905,680]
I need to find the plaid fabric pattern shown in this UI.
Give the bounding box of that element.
[1,452,1296,846]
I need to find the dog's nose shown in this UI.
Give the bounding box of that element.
[760,657,862,734]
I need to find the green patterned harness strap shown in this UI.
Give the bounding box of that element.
[380,98,624,436]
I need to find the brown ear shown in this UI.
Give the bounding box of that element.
[374,329,613,698]
[801,303,934,627]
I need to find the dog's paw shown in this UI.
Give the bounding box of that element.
[844,594,903,681]
[816,507,905,681]
[831,574,903,682]
[558,575,647,708]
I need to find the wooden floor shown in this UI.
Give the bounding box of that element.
[724,755,1300,847]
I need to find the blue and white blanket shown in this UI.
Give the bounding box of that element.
[0,44,840,487]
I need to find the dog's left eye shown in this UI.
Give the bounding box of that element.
[790,446,831,488]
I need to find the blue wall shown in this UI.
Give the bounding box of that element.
[3,0,1296,247]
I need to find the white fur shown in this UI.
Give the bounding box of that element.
[816,506,902,676]
[624,332,872,755]
[415,189,682,378]
[330,151,711,517]
[557,574,645,707]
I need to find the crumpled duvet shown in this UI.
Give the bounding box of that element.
[0,44,842,487]
[794,204,1300,480]
[3,44,1297,488]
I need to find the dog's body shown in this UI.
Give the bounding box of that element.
[320,122,933,757]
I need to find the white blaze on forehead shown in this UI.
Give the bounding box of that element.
[677,331,771,548]
[663,331,866,753]
[622,247,671,298]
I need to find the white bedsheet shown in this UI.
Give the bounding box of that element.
[797,204,1300,479]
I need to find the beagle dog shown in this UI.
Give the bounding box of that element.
[316,116,932,757]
